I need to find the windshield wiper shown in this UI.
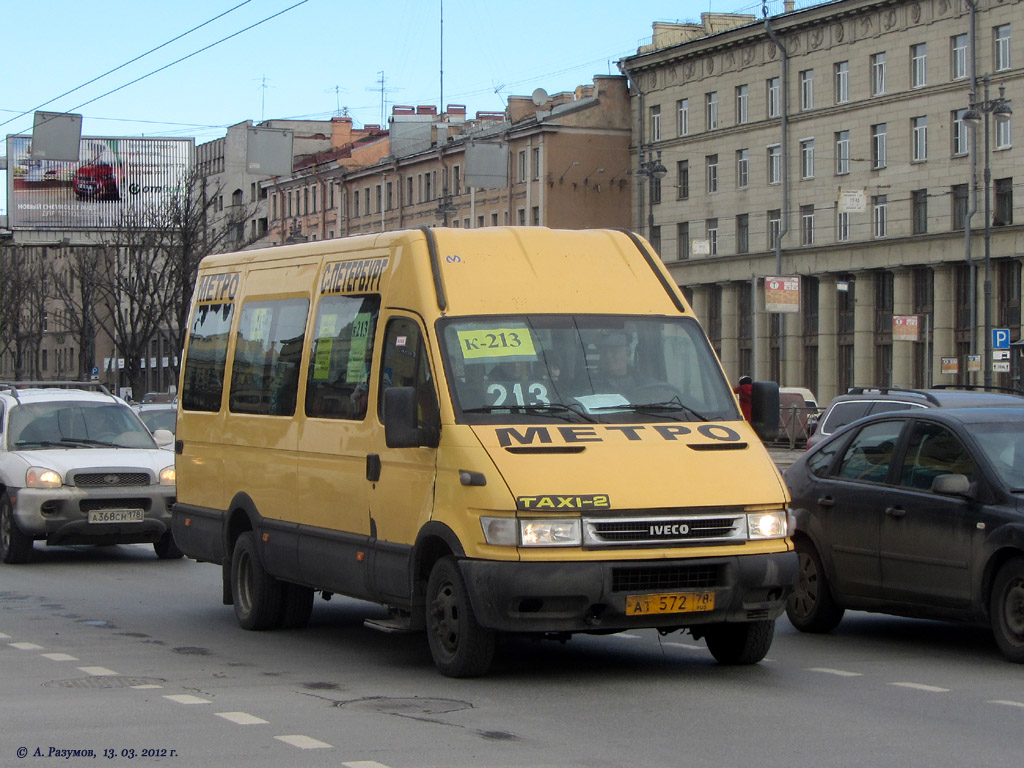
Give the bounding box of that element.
[462,402,596,422]
[590,398,711,422]
[14,440,61,448]
[60,437,121,448]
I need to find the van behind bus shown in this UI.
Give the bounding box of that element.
[172,227,796,676]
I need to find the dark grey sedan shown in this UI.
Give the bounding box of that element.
[785,407,1024,662]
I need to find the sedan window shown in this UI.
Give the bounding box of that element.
[835,420,903,483]
[899,421,974,490]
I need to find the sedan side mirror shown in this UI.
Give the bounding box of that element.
[932,473,971,496]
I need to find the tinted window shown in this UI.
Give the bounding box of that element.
[305,294,381,420]
[807,437,843,477]
[835,420,903,483]
[229,298,309,416]
[182,303,234,412]
[869,401,923,415]
[971,421,1024,490]
[821,401,872,433]
[899,421,974,490]
[9,401,156,450]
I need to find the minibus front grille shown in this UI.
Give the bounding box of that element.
[612,564,720,592]
[583,514,744,546]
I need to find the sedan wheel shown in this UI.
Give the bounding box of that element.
[992,557,1024,663]
[786,539,844,633]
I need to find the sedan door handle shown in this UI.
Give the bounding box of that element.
[885,506,906,518]
[817,496,835,507]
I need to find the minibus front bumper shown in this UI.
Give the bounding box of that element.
[458,551,798,633]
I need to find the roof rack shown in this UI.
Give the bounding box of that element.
[0,381,115,404]
[845,386,942,406]
[930,384,1024,397]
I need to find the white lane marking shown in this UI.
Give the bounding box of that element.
[132,685,163,690]
[163,694,211,705]
[275,735,332,750]
[216,712,269,725]
[890,682,950,693]
[79,666,119,676]
[41,653,78,661]
[807,667,863,677]
[990,700,1024,709]
[611,633,643,640]
[0,633,10,638]
[344,762,393,768]
[9,642,44,650]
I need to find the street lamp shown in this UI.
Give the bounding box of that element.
[637,150,667,242]
[964,76,1012,388]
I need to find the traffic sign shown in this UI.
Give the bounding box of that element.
[993,328,1011,349]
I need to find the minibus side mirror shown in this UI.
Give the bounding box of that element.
[383,387,440,448]
[750,381,780,442]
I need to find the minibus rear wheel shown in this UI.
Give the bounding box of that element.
[426,556,496,677]
[231,531,284,630]
[702,619,774,665]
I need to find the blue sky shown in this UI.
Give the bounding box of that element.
[1,0,758,214]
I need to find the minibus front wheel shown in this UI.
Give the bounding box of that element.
[231,532,284,630]
[426,556,496,677]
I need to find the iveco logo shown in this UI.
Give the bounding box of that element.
[649,523,690,536]
[103,474,120,485]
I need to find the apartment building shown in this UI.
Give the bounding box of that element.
[621,0,1023,402]
[263,75,632,243]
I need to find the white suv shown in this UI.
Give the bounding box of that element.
[0,382,178,563]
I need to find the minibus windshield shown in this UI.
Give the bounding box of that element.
[438,315,740,424]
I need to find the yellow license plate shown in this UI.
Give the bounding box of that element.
[625,591,715,616]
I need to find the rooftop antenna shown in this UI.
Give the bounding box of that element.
[324,85,348,116]
[440,0,444,113]
[254,75,273,122]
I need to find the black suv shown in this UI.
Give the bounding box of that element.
[786,405,1024,661]
[806,386,1024,449]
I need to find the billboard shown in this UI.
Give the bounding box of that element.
[5,135,193,229]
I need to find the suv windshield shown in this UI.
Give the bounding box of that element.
[8,401,157,450]
[438,314,738,424]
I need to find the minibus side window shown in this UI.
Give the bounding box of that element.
[378,318,439,429]
[305,294,381,420]
[182,303,235,412]
[229,298,309,416]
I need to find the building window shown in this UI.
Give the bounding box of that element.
[374,185,381,213]
[767,77,780,118]
[705,92,718,130]
[517,208,526,226]
[530,149,540,180]
[952,109,969,155]
[735,84,749,124]
[834,61,849,104]
[912,116,928,162]
[706,218,719,255]
[531,206,540,226]
[911,43,927,88]
[651,173,662,204]
[736,214,749,254]
[872,123,887,169]
[650,226,661,254]
[836,130,850,174]
[518,150,527,182]
[801,204,815,245]
[800,139,814,179]
[873,194,888,238]
[995,25,1012,71]
[912,189,928,234]
[385,182,393,211]
[952,183,969,230]
[996,116,1012,149]
[800,69,814,110]
[952,33,968,80]
[837,210,851,242]
[353,189,360,217]
[871,52,886,96]
[677,98,689,136]
[677,160,690,199]
[406,176,414,203]
[736,149,749,188]
[705,154,719,194]
[677,222,690,260]
[767,145,781,184]
[767,209,782,249]
[650,105,662,142]
[453,165,462,195]
[995,177,1014,225]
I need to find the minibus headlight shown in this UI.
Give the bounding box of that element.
[747,511,787,539]
[26,467,62,488]
[159,466,176,486]
[520,519,581,547]
[480,517,517,546]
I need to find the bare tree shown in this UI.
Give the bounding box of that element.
[0,244,47,380]
[47,247,103,380]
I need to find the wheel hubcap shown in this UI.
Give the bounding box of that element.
[1003,578,1024,642]
[430,581,460,654]
[237,550,253,613]
[790,552,819,619]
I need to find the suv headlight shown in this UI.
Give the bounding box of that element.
[159,466,176,486]
[26,467,63,488]
[480,517,581,547]
[747,511,787,540]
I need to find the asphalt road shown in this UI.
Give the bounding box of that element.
[2,543,1022,768]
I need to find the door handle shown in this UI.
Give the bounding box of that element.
[885,506,906,518]
[366,454,381,482]
[817,496,835,507]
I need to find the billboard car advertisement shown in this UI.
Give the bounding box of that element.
[6,135,193,229]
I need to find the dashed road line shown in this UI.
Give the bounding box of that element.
[41,653,78,661]
[79,666,119,676]
[0,632,10,639]
[989,700,1024,709]
[275,735,332,750]
[9,641,44,650]
[890,682,950,693]
[163,694,211,705]
[807,667,863,677]
[343,762,393,768]
[131,684,163,690]
[662,642,705,651]
[611,633,643,640]
[216,712,269,725]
